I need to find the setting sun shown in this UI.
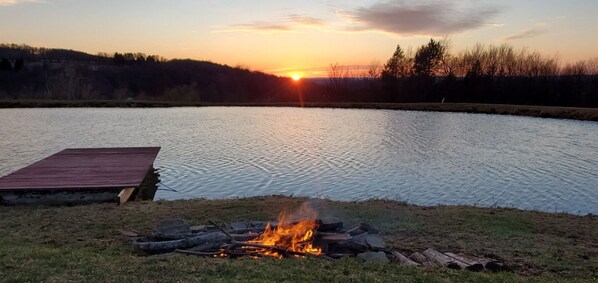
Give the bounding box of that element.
[292,74,301,81]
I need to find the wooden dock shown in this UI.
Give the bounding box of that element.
[0,147,160,205]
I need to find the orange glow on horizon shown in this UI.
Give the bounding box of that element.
[292,73,301,81]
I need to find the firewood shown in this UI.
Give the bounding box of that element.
[187,242,223,252]
[153,218,192,240]
[209,219,324,259]
[476,257,506,272]
[174,249,223,256]
[229,222,248,230]
[391,251,420,267]
[409,252,441,268]
[444,252,484,272]
[318,233,352,241]
[134,232,243,253]
[422,249,461,269]
[317,221,343,232]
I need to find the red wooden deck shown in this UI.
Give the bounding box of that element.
[0,147,160,191]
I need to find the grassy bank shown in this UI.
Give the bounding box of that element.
[1,99,598,121]
[0,196,596,282]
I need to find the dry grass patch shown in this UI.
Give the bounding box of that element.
[0,196,596,282]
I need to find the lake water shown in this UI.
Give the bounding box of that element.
[1,107,597,215]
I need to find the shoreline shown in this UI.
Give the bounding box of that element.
[1,99,597,121]
[0,196,596,281]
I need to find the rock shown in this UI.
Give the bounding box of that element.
[359,223,380,234]
[332,232,368,253]
[349,228,366,236]
[366,234,386,250]
[357,251,389,264]
[154,218,191,240]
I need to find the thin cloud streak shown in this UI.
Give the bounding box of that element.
[288,14,326,26]
[345,1,504,36]
[504,28,546,41]
[217,21,293,33]
[217,14,326,33]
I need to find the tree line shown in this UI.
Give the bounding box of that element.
[1,42,597,107]
[326,39,598,107]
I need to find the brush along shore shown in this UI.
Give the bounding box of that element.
[1,99,598,121]
[0,196,596,282]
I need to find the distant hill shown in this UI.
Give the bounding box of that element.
[0,44,317,102]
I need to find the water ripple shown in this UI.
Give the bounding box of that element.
[0,107,597,215]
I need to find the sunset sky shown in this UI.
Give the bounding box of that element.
[1,0,597,77]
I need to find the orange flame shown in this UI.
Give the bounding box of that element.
[248,204,322,258]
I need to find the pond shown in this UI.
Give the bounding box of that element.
[1,107,596,215]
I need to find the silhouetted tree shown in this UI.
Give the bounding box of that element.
[413,39,446,78]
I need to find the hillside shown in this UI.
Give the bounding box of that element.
[0,44,306,103]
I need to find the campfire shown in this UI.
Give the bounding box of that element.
[246,209,322,258]
[129,203,506,271]
[132,203,386,259]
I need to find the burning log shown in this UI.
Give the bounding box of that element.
[209,219,324,259]
[129,216,506,273]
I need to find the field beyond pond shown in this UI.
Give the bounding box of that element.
[1,100,598,121]
[0,196,596,282]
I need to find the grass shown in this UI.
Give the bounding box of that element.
[1,99,597,121]
[0,196,596,282]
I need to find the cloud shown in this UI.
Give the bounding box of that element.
[217,14,326,33]
[287,14,326,26]
[345,1,504,36]
[0,0,42,6]
[219,21,293,33]
[504,28,546,41]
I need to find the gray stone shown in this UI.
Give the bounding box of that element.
[359,223,380,234]
[366,234,386,250]
[357,251,389,264]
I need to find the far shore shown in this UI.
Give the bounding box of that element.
[1,99,598,121]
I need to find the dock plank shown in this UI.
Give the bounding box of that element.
[0,147,160,190]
